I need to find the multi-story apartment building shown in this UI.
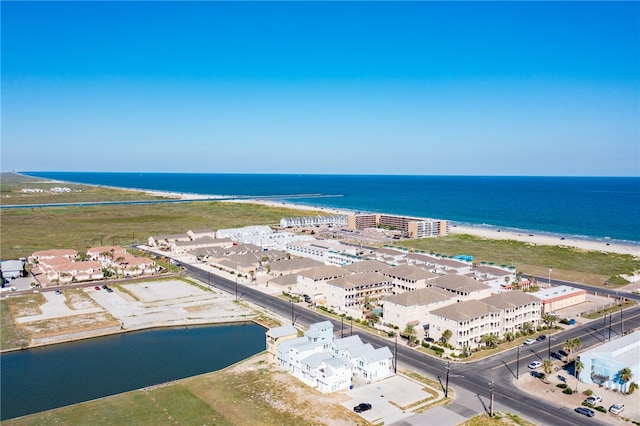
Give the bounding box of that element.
[383,265,439,293]
[347,214,449,238]
[428,274,492,301]
[324,272,393,310]
[280,215,349,228]
[482,291,541,334]
[383,287,456,330]
[427,300,502,348]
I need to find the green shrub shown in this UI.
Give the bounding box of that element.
[557,383,567,389]
[595,406,607,413]
[421,342,430,349]
[563,388,573,394]
[583,389,593,396]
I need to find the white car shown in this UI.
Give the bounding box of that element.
[609,404,624,415]
[528,361,542,369]
[523,339,535,345]
[585,395,602,405]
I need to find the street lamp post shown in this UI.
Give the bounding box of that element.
[291,300,294,325]
[489,379,495,417]
[548,331,551,360]
[516,344,520,379]
[548,268,552,286]
[235,276,238,301]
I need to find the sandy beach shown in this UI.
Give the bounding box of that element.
[136,188,640,257]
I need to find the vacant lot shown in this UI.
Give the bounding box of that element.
[3,354,367,426]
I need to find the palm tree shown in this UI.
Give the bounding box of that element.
[543,359,554,376]
[542,314,557,329]
[403,323,417,344]
[574,359,584,392]
[619,367,633,392]
[481,333,499,348]
[503,331,515,343]
[521,322,534,335]
[442,329,452,345]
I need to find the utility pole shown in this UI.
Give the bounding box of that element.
[394,334,398,374]
[341,316,344,338]
[235,276,238,301]
[548,332,551,361]
[445,361,450,398]
[350,318,353,336]
[489,379,495,417]
[516,344,520,379]
[621,307,624,335]
[608,313,612,340]
[290,300,294,325]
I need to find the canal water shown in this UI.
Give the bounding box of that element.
[1,323,266,420]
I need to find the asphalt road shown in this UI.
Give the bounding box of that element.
[183,262,640,426]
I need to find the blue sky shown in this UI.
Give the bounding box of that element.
[2,1,638,176]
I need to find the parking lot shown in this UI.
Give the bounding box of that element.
[343,374,444,425]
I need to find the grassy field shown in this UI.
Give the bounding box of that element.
[3,355,364,426]
[0,172,167,205]
[397,234,639,287]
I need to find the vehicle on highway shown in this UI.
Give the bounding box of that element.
[575,407,595,417]
[536,335,546,341]
[523,339,535,345]
[609,404,624,415]
[528,361,542,369]
[94,286,101,290]
[353,403,372,413]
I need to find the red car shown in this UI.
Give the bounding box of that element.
[94,286,101,290]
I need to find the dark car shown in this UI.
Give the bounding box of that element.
[106,287,114,293]
[551,352,563,360]
[424,337,435,343]
[575,407,595,417]
[101,285,108,289]
[536,335,547,341]
[354,403,372,413]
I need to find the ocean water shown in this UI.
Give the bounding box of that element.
[21,172,640,245]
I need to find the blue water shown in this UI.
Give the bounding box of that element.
[1,323,266,420]
[21,172,640,245]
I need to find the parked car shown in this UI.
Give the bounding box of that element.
[55,290,62,295]
[424,337,434,343]
[609,404,624,414]
[585,395,602,405]
[101,285,108,289]
[353,403,372,413]
[551,352,563,360]
[609,404,624,415]
[575,407,595,417]
[536,335,547,341]
[531,371,544,379]
[557,375,566,382]
[523,339,535,345]
[528,361,542,369]
[106,287,114,293]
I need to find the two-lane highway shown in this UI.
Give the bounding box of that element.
[184,262,639,426]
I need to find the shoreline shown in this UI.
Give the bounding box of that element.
[15,172,640,257]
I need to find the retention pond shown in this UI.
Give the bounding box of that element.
[1,323,265,420]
